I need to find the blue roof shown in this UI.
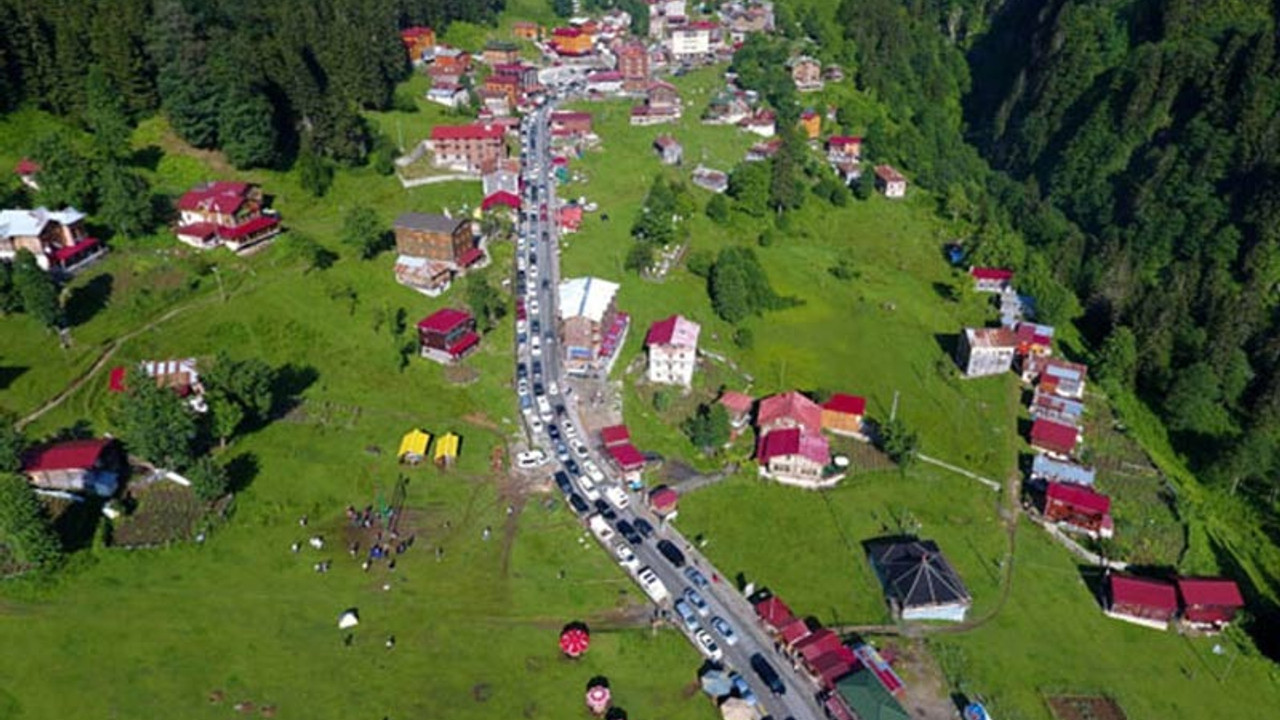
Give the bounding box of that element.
[1031,453,1095,486]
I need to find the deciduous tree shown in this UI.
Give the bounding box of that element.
[0,473,62,570]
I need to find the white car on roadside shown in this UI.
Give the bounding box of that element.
[582,459,605,484]
[605,486,630,510]
[694,629,723,661]
[548,380,559,396]
[515,449,546,469]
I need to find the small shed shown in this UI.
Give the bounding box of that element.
[820,394,866,436]
[654,135,683,165]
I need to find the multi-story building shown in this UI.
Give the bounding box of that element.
[669,21,715,60]
[174,181,282,252]
[956,327,1017,377]
[645,314,700,387]
[394,213,474,265]
[400,26,436,63]
[428,123,507,173]
[558,276,625,376]
[482,41,520,66]
[0,206,104,273]
[417,308,480,364]
[617,42,650,90]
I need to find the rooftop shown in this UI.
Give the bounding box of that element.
[822,393,867,416]
[429,123,505,141]
[965,326,1017,349]
[417,308,473,335]
[395,212,466,235]
[1046,481,1110,515]
[874,165,905,183]
[867,538,972,611]
[645,314,701,348]
[758,390,823,433]
[22,439,113,473]
[756,427,830,466]
[1110,574,1178,612]
[1175,577,1245,608]
[558,277,620,323]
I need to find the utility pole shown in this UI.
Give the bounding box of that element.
[890,390,899,423]
[211,265,226,303]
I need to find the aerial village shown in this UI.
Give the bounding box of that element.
[0,2,1254,720]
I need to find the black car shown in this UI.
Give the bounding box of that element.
[615,520,641,546]
[517,270,527,283]
[516,282,527,296]
[634,518,655,538]
[749,654,786,695]
[542,278,550,290]
[553,471,573,495]
[567,493,589,514]
[547,423,560,440]
[656,539,685,568]
[555,403,567,417]
[534,382,546,397]
[563,458,581,476]
[516,363,528,379]
[593,498,617,521]
[531,319,541,334]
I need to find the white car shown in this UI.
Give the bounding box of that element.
[515,449,546,469]
[582,459,605,484]
[572,442,589,459]
[605,486,630,510]
[529,297,540,314]
[516,318,527,333]
[525,410,543,433]
[517,378,530,396]
[548,380,560,396]
[575,475,601,502]
[694,629,723,662]
[531,340,542,357]
[563,421,577,438]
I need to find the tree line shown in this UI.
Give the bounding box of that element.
[0,0,505,168]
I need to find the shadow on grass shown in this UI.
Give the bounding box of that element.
[131,145,164,171]
[64,273,113,328]
[931,281,959,303]
[933,332,957,359]
[225,452,260,494]
[1209,537,1280,662]
[269,363,319,420]
[0,364,27,390]
[51,496,102,553]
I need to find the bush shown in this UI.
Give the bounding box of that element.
[188,455,231,502]
[686,250,715,278]
[653,390,671,412]
[705,194,730,225]
[0,473,62,570]
[757,230,775,247]
[733,327,754,349]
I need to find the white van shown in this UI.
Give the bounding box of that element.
[636,566,670,604]
[576,475,601,502]
[536,395,553,422]
[587,514,614,543]
[605,486,630,510]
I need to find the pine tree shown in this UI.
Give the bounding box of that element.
[97,162,155,239]
[11,251,62,329]
[29,131,96,210]
[219,89,278,169]
[0,473,62,570]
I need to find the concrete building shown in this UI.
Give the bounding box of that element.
[644,314,700,387]
[558,277,626,376]
[956,327,1016,378]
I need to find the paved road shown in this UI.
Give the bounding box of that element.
[510,91,825,720]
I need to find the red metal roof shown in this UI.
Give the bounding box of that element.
[826,136,862,148]
[600,425,631,446]
[14,158,39,175]
[607,443,645,470]
[649,486,678,512]
[1175,577,1244,608]
[874,165,906,183]
[779,617,811,645]
[417,308,473,334]
[22,439,112,473]
[1046,481,1110,515]
[217,215,278,240]
[1110,574,1178,612]
[447,331,480,358]
[430,123,505,141]
[401,26,434,39]
[51,236,101,262]
[1030,418,1079,455]
[970,267,1014,281]
[757,391,823,433]
[457,247,485,267]
[796,629,843,664]
[753,595,795,628]
[756,427,830,466]
[108,366,127,392]
[553,27,582,37]
[718,391,754,415]
[176,181,252,215]
[822,393,866,416]
[482,190,521,211]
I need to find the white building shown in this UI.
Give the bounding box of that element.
[668,22,714,60]
[644,314,700,387]
[558,277,625,376]
[956,326,1017,378]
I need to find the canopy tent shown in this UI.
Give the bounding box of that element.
[720,697,758,720]
[560,624,590,657]
[586,684,611,715]
[700,667,732,698]
[398,429,432,463]
[338,609,360,629]
[435,432,461,466]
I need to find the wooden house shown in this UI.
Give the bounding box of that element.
[1107,574,1179,630]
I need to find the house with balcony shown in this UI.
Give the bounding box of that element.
[0,206,105,274]
[393,213,483,296]
[21,438,124,497]
[174,181,282,252]
[418,308,480,364]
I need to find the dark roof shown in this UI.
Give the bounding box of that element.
[867,539,971,611]
[395,212,465,234]
[835,669,909,720]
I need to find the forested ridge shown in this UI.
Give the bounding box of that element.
[0,0,504,167]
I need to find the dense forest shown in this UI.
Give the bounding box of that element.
[0,0,505,167]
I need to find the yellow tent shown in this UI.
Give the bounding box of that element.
[398,429,432,463]
[434,432,460,465]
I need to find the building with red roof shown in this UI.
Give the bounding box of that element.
[649,486,679,517]
[825,136,862,164]
[757,427,831,485]
[645,314,700,387]
[481,190,521,214]
[599,425,631,447]
[1030,417,1080,458]
[874,165,907,198]
[558,204,584,233]
[821,393,867,436]
[428,123,507,173]
[174,181,281,252]
[13,158,40,189]
[417,308,479,364]
[753,594,795,632]
[400,26,435,62]
[1176,577,1245,630]
[779,617,812,646]
[1106,574,1179,630]
[607,442,646,482]
[969,266,1014,293]
[718,391,754,437]
[551,27,593,56]
[617,42,650,90]
[1,206,104,274]
[757,391,823,434]
[1043,481,1113,538]
[21,438,123,497]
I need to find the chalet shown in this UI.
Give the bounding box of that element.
[617,42,650,90]
[690,165,728,194]
[0,206,104,273]
[826,136,862,164]
[432,47,471,75]
[13,158,39,190]
[647,80,681,111]
[174,181,281,253]
[799,109,821,140]
[607,442,646,483]
[718,391,754,438]
[550,111,593,138]
[629,104,679,126]
[108,358,208,413]
[821,394,866,436]
[492,63,539,92]
[669,21,715,60]
[428,123,507,173]
[585,70,624,95]
[756,426,830,484]
[970,266,1014,293]
[645,314,700,387]
[400,26,436,63]
[955,326,1016,378]
[654,135,683,165]
[1043,481,1112,538]
[552,27,593,57]
[739,109,776,137]
[1107,574,1178,630]
[512,20,540,40]
[702,90,751,125]
[417,308,479,364]
[558,276,626,376]
[746,138,782,162]
[758,391,824,434]
[1029,389,1085,427]
[790,55,823,92]
[1029,417,1080,458]
[1014,321,1055,361]
[426,82,468,108]
[1176,577,1245,631]
[866,538,972,622]
[483,73,520,107]
[393,213,482,296]
[1030,453,1096,487]
[21,438,123,497]
[481,41,520,66]
[1026,356,1089,399]
[874,165,907,198]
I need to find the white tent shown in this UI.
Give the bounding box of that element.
[338,610,359,629]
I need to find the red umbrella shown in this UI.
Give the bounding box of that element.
[585,685,611,715]
[560,626,591,657]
